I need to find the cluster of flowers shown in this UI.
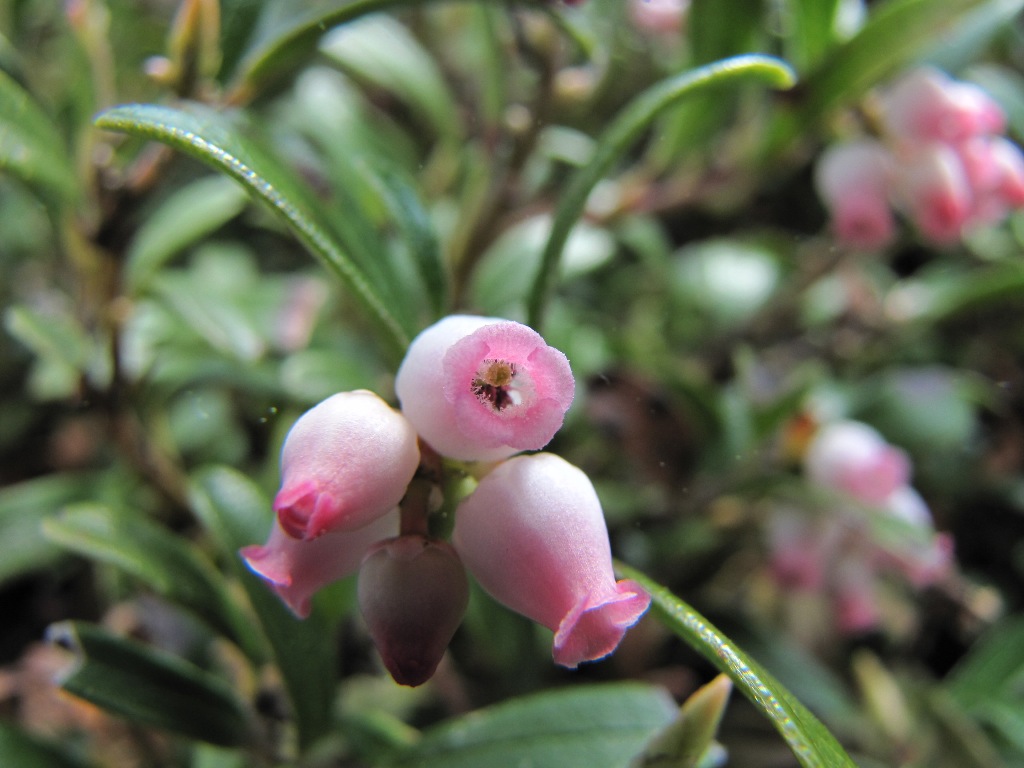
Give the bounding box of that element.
[241,315,650,686]
[768,420,953,634]
[815,67,1024,249]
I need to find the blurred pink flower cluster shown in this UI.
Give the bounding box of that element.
[768,420,953,635]
[241,316,649,685]
[815,67,1024,249]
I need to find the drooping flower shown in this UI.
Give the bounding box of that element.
[894,143,973,244]
[273,391,420,540]
[804,420,910,506]
[814,139,897,249]
[452,453,649,667]
[879,67,1005,144]
[357,535,469,687]
[395,315,575,462]
[241,510,399,618]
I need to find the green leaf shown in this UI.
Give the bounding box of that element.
[636,675,733,768]
[187,465,337,749]
[386,682,676,768]
[616,563,858,768]
[42,503,266,664]
[0,473,108,587]
[229,0,420,99]
[770,0,990,150]
[688,0,766,65]
[784,0,842,72]
[319,14,461,143]
[126,175,250,293]
[373,165,449,320]
[0,721,91,768]
[0,69,77,203]
[48,621,254,747]
[94,101,409,357]
[526,54,795,330]
[947,616,1024,731]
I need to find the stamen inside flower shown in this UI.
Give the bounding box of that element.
[471,359,524,411]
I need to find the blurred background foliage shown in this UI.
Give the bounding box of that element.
[3,0,1024,766]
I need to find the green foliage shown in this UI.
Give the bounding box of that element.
[385,683,677,768]
[3,1,1024,767]
[48,621,254,747]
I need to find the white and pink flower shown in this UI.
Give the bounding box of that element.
[272,390,420,540]
[395,315,575,462]
[453,453,650,668]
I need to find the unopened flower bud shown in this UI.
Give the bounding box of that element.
[814,140,896,249]
[357,536,469,687]
[273,391,419,540]
[241,510,398,618]
[395,316,575,462]
[453,453,649,668]
[895,143,973,245]
[880,67,1005,144]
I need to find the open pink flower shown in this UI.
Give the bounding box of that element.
[273,391,420,540]
[814,140,896,249]
[453,453,649,667]
[241,510,398,618]
[396,315,575,462]
[804,420,910,506]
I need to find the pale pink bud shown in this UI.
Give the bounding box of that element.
[357,535,469,687]
[274,391,420,540]
[880,67,1005,144]
[955,136,1024,224]
[804,420,910,506]
[395,316,575,462]
[814,140,897,249]
[629,0,689,34]
[878,487,953,587]
[241,510,398,618]
[452,453,649,668]
[894,143,973,244]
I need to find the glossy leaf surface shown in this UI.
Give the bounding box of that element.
[617,563,858,768]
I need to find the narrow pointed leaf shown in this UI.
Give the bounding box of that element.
[126,175,249,293]
[637,675,732,768]
[0,722,91,768]
[42,503,266,664]
[94,102,409,356]
[785,0,842,72]
[617,563,857,768]
[387,683,676,768]
[769,0,990,150]
[48,621,253,747]
[0,69,77,203]
[230,0,436,98]
[527,55,795,330]
[188,465,337,749]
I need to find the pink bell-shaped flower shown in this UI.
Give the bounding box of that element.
[452,453,649,668]
[357,535,469,687]
[241,510,399,618]
[814,139,897,249]
[804,420,910,506]
[894,143,973,244]
[395,315,575,462]
[273,391,420,540]
[879,67,1005,144]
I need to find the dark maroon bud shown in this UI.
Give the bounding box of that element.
[357,535,469,686]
